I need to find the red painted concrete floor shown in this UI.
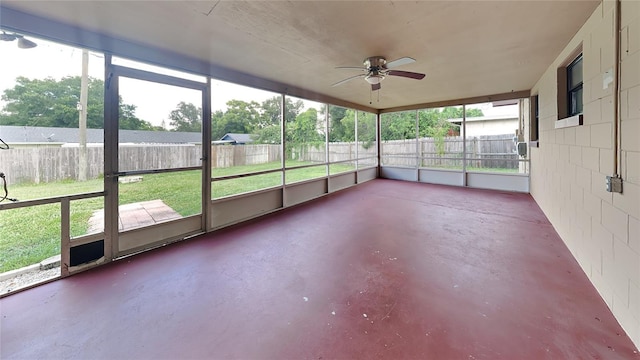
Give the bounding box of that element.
[1,179,638,359]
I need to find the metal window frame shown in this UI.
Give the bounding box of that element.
[567,54,583,116]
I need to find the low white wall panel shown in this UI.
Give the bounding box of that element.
[467,172,529,192]
[418,169,464,186]
[285,179,328,207]
[329,173,356,192]
[358,168,377,183]
[380,166,418,181]
[118,216,202,254]
[210,188,283,229]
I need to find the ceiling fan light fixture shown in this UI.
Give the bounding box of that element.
[365,74,384,85]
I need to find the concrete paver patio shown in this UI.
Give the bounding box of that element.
[88,199,181,232]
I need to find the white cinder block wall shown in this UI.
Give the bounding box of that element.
[530,0,639,347]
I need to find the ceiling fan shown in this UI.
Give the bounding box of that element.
[0,31,37,48]
[332,56,426,91]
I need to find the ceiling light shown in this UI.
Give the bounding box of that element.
[365,74,384,85]
[0,31,37,48]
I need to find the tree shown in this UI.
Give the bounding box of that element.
[418,107,482,137]
[254,125,281,144]
[465,108,483,117]
[257,96,281,128]
[252,97,304,144]
[287,108,322,144]
[169,101,201,132]
[0,76,155,131]
[357,111,377,148]
[380,111,416,141]
[282,98,304,123]
[331,109,355,142]
[322,105,348,142]
[1,76,102,128]
[210,110,224,140]
[379,107,484,141]
[118,103,154,130]
[211,100,260,139]
[255,96,304,127]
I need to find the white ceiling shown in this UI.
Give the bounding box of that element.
[1,1,600,111]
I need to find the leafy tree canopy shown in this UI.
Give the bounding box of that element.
[287,107,323,144]
[211,99,261,140]
[1,76,101,128]
[252,97,304,144]
[379,107,483,141]
[169,101,202,132]
[322,105,348,142]
[1,76,484,142]
[0,76,157,131]
[256,96,303,127]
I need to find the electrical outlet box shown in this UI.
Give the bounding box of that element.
[605,175,623,193]
[517,142,527,157]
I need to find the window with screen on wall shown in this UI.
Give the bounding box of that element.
[530,95,539,143]
[556,48,583,126]
[567,54,583,116]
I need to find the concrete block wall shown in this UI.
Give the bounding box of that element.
[530,0,639,347]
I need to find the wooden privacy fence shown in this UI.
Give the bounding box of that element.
[0,146,106,184]
[0,142,378,184]
[211,144,280,168]
[290,141,377,163]
[465,134,519,169]
[119,144,203,172]
[382,134,519,169]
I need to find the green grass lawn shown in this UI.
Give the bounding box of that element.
[0,161,354,272]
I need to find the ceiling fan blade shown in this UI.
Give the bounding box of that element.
[386,57,416,69]
[371,83,381,91]
[387,70,426,80]
[331,74,366,87]
[335,66,367,71]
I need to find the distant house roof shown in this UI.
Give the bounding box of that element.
[0,126,201,144]
[218,133,254,144]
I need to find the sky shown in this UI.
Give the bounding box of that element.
[0,35,284,128]
[0,33,517,129]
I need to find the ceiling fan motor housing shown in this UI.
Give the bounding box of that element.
[364,56,387,71]
[364,56,387,84]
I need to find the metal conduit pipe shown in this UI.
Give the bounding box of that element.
[613,0,621,178]
[605,0,624,193]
